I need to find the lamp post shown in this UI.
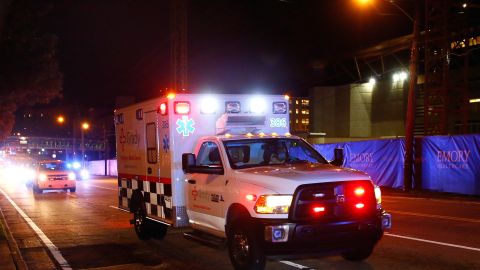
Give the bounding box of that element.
[81,122,90,168]
[355,0,420,191]
[56,115,66,159]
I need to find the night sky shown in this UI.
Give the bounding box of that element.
[41,0,413,108]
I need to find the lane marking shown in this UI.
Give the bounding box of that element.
[384,195,480,205]
[88,184,117,191]
[385,233,480,252]
[109,205,130,213]
[279,260,314,269]
[0,188,72,270]
[388,210,480,223]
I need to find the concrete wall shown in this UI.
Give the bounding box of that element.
[86,159,117,176]
[310,81,407,139]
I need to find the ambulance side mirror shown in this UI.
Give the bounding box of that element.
[182,153,196,173]
[331,148,344,167]
[182,153,225,175]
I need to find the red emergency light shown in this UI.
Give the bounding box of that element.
[312,206,325,213]
[354,187,365,196]
[355,203,365,209]
[159,103,168,115]
[174,101,190,115]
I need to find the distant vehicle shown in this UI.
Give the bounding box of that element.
[66,160,90,180]
[32,160,76,193]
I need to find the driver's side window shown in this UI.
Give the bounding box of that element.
[197,141,222,166]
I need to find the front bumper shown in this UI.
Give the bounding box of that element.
[257,211,391,257]
[37,180,76,190]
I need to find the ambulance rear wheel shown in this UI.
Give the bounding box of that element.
[133,205,150,240]
[227,220,265,270]
[341,245,374,261]
[69,188,76,192]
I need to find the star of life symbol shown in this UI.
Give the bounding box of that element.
[176,116,195,136]
[162,134,170,153]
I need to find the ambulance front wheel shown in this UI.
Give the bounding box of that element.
[341,245,374,261]
[227,220,266,270]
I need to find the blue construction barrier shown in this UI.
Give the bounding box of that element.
[314,139,405,188]
[314,134,480,195]
[420,134,480,195]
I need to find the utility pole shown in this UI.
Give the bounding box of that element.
[170,0,188,92]
[404,0,421,191]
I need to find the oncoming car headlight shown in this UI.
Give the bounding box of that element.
[68,172,76,180]
[39,173,47,181]
[254,195,292,214]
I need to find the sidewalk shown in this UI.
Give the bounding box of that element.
[0,207,27,270]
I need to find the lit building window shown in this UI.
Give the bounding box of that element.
[301,109,309,115]
[301,118,309,124]
[295,100,299,105]
[301,99,309,106]
[295,119,299,124]
[295,109,299,114]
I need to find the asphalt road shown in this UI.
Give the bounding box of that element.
[0,176,479,270]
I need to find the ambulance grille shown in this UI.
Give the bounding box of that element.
[289,180,376,222]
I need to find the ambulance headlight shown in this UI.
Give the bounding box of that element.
[72,162,81,169]
[254,195,292,214]
[68,172,76,180]
[374,185,382,204]
[200,96,217,114]
[249,97,266,114]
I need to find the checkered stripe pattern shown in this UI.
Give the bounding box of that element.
[118,177,173,220]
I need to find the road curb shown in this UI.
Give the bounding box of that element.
[0,207,28,270]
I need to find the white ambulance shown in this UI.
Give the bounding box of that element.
[114,93,391,270]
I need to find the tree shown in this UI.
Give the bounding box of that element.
[0,0,63,140]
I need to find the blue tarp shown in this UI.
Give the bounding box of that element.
[314,139,405,188]
[421,134,480,195]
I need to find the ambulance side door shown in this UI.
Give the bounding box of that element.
[144,111,160,186]
[186,140,227,233]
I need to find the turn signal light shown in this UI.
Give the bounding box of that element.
[159,103,168,115]
[246,194,257,201]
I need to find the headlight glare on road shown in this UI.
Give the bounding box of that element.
[80,169,89,180]
[254,195,292,214]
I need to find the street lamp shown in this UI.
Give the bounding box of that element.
[81,122,90,168]
[57,115,65,124]
[354,0,420,191]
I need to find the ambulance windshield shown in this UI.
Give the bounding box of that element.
[224,138,328,169]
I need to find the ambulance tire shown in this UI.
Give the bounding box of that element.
[227,220,265,270]
[69,188,76,193]
[341,245,374,261]
[149,222,168,240]
[133,204,151,240]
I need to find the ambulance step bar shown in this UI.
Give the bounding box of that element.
[183,230,226,249]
